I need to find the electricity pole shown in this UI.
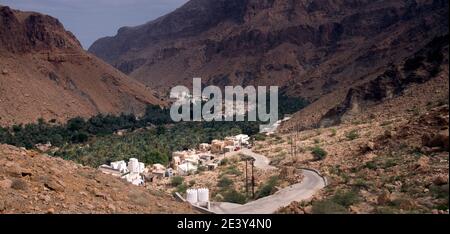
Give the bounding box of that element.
[245,160,248,197]
[251,159,255,199]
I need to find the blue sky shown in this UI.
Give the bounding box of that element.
[0,0,189,49]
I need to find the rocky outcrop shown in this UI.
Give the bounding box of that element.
[0,6,80,53]
[0,6,161,126]
[319,34,449,127]
[89,0,448,95]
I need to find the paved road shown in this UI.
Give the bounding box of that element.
[209,150,325,214]
[240,149,277,171]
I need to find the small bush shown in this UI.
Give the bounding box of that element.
[353,178,370,189]
[218,176,233,188]
[189,180,196,187]
[220,158,229,166]
[364,161,377,170]
[224,165,242,176]
[223,189,247,204]
[11,178,28,191]
[430,184,449,200]
[331,190,360,207]
[176,183,188,194]
[382,159,397,168]
[346,130,359,141]
[312,200,348,214]
[311,146,327,161]
[253,134,266,141]
[256,176,279,199]
[330,129,337,137]
[171,176,184,187]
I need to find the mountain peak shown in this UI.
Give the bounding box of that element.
[0,6,160,126]
[0,6,81,53]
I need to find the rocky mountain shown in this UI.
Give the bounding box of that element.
[0,6,161,126]
[0,144,194,214]
[89,0,448,99]
[281,32,449,131]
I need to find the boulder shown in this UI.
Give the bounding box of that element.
[367,141,376,151]
[303,205,313,214]
[1,69,8,75]
[422,130,449,151]
[44,179,65,192]
[433,175,448,186]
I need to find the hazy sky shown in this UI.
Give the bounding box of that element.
[0,0,189,49]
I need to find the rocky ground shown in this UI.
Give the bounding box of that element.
[255,101,448,214]
[0,144,195,214]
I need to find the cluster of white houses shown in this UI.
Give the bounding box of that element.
[171,134,250,176]
[99,158,146,186]
[99,134,250,186]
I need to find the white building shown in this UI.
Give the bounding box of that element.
[178,162,198,176]
[99,158,146,186]
[235,134,250,146]
[111,160,128,173]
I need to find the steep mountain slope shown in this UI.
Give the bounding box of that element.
[0,144,194,214]
[89,0,448,98]
[281,33,449,131]
[0,6,161,126]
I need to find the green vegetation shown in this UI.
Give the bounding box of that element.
[312,190,359,214]
[345,130,360,141]
[364,161,377,170]
[176,183,189,194]
[330,129,337,137]
[256,176,279,199]
[311,146,328,161]
[312,200,348,214]
[222,189,247,204]
[1,94,311,168]
[331,190,360,207]
[223,165,242,176]
[53,119,253,167]
[220,158,229,166]
[0,105,170,148]
[217,176,233,188]
[171,176,184,187]
[429,184,449,211]
[252,133,267,141]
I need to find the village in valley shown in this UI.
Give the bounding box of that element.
[98,133,255,202]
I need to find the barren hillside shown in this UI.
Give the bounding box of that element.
[0,144,194,214]
[89,0,448,99]
[0,6,161,126]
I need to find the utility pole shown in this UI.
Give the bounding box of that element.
[251,159,255,199]
[245,160,248,197]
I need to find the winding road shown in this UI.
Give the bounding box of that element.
[209,149,326,214]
